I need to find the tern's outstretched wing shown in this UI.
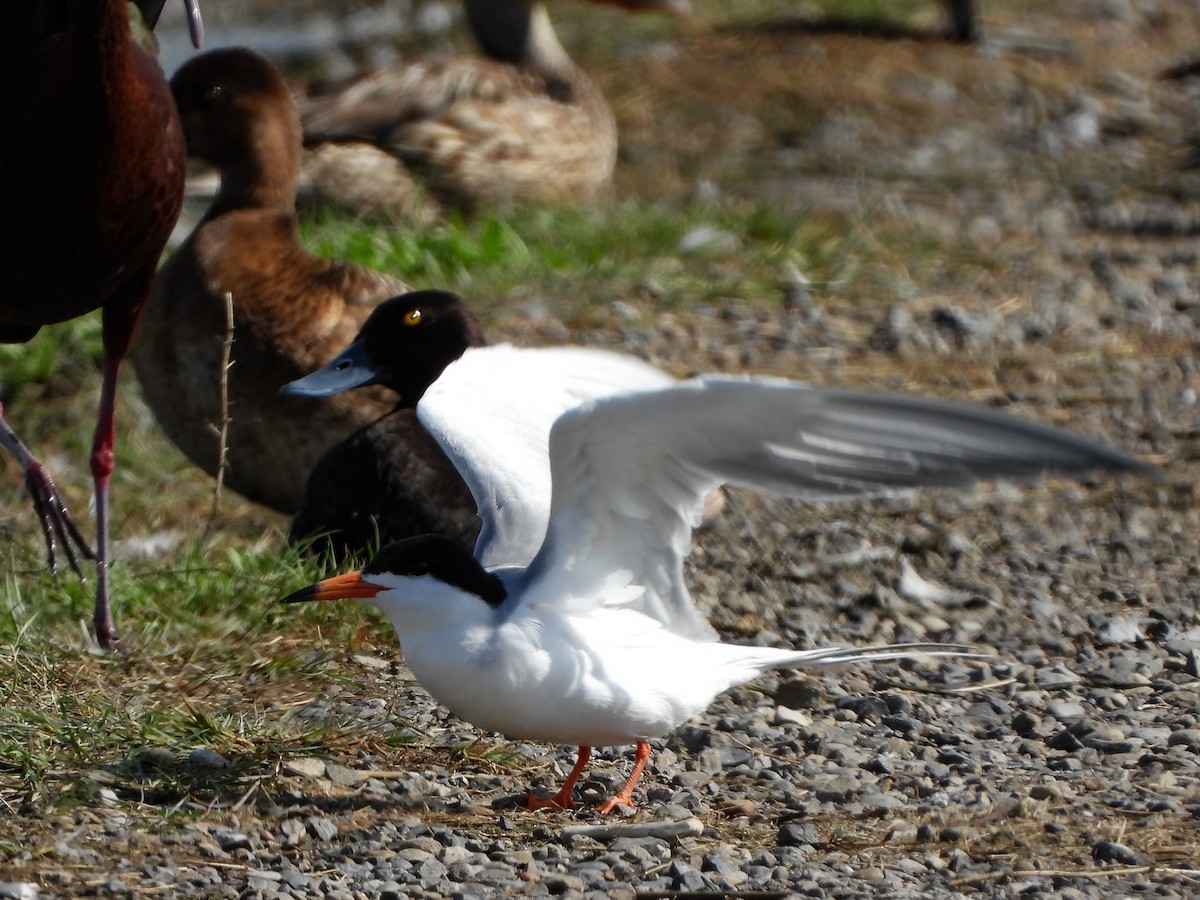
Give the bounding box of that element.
[522,376,1156,639]
[416,345,675,570]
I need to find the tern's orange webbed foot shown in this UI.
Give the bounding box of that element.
[593,793,636,815]
[525,789,577,811]
[525,744,592,812]
[592,739,652,815]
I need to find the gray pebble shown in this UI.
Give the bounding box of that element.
[1046,730,1084,752]
[669,861,707,892]
[187,747,229,770]
[1091,840,1151,865]
[211,827,252,852]
[279,870,310,890]
[775,678,824,709]
[1046,701,1087,718]
[305,816,339,842]
[1081,735,1138,754]
[134,747,178,774]
[142,865,176,885]
[1167,729,1200,750]
[836,695,888,721]
[1012,711,1042,736]
[778,822,820,846]
[324,763,366,786]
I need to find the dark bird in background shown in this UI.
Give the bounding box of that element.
[287,293,488,563]
[132,47,423,515]
[281,291,715,566]
[284,284,727,562]
[0,0,202,650]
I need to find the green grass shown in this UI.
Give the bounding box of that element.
[0,188,979,818]
[301,195,990,327]
[0,313,104,399]
[0,527,402,811]
[0,0,1100,825]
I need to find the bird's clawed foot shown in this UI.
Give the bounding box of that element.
[524,787,637,816]
[593,792,636,816]
[526,743,648,816]
[525,789,577,812]
[24,460,96,577]
[94,631,125,654]
[93,603,125,654]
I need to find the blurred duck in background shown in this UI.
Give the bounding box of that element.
[296,0,689,219]
[0,0,202,651]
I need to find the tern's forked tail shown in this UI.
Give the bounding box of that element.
[783,641,985,668]
[724,641,988,682]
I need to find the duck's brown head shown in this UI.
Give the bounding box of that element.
[170,46,300,197]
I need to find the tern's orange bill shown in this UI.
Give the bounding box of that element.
[281,571,383,604]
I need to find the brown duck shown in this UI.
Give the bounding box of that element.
[132,47,423,514]
[297,0,688,217]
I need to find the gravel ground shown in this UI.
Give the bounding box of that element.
[4,2,1200,898]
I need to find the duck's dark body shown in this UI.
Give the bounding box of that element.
[290,410,478,562]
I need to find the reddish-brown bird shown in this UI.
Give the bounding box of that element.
[0,0,202,651]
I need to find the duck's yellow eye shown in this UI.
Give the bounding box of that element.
[403,309,423,326]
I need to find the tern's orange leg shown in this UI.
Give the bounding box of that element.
[594,739,651,815]
[527,745,592,811]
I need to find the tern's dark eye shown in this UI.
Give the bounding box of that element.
[204,84,225,105]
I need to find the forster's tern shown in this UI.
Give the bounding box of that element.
[282,301,1153,811]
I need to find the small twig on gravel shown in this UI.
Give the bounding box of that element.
[353,769,429,780]
[559,816,703,843]
[725,732,807,766]
[175,860,254,872]
[637,891,791,900]
[949,865,1155,887]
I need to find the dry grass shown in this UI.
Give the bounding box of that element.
[1,0,1199,890]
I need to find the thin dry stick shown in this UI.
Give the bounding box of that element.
[208,291,235,527]
[949,865,1156,888]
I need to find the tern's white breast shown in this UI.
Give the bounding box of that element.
[398,602,734,747]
